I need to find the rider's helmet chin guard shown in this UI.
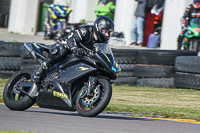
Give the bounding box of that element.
[93,16,114,43]
[193,0,200,8]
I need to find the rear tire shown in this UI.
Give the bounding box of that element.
[76,78,112,117]
[3,69,35,111]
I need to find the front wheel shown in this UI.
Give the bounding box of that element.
[189,39,200,53]
[76,78,112,117]
[3,69,36,111]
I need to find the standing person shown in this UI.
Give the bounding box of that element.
[95,0,116,21]
[130,0,147,47]
[177,0,200,50]
[32,16,114,90]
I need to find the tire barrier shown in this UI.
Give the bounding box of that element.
[0,70,15,79]
[113,49,138,64]
[175,56,200,74]
[174,72,200,90]
[0,42,23,79]
[112,49,198,88]
[137,78,174,88]
[0,42,22,57]
[0,41,199,89]
[0,42,41,79]
[20,59,39,70]
[112,49,138,85]
[174,56,200,89]
[0,57,21,71]
[137,50,197,66]
[134,65,175,78]
[118,64,135,77]
[111,77,138,86]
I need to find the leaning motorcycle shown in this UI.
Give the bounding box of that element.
[178,18,200,52]
[3,43,121,117]
[44,4,72,40]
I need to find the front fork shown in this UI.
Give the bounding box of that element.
[182,38,190,50]
[87,76,98,96]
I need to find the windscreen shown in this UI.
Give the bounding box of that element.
[190,18,200,27]
[93,43,114,64]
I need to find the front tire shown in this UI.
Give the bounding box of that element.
[3,69,36,111]
[189,39,200,53]
[76,78,112,117]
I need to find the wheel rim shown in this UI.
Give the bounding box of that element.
[78,82,105,111]
[7,73,31,102]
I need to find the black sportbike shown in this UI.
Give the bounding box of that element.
[3,43,121,117]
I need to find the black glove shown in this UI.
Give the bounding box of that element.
[56,37,75,52]
[72,47,93,56]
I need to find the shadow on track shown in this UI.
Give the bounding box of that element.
[26,107,155,122]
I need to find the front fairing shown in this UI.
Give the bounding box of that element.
[92,44,121,78]
[186,18,200,37]
[183,18,200,49]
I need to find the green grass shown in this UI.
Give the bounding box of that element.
[105,85,200,121]
[1,79,200,121]
[0,79,8,102]
[0,130,36,133]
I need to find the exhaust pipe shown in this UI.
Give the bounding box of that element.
[24,43,37,60]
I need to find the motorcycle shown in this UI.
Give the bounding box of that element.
[151,2,164,36]
[178,18,200,52]
[147,2,164,48]
[44,4,72,40]
[3,43,121,117]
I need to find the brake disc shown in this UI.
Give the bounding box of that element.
[82,86,100,105]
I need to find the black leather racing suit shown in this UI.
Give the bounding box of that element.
[178,4,200,49]
[182,4,200,28]
[32,25,96,85]
[45,25,96,65]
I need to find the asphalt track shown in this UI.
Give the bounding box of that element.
[0,104,200,133]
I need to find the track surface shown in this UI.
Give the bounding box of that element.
[0,104,200,133]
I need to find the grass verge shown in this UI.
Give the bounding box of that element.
[0,79,200,121]
[0,130,36,133]
[105,85,200,121]
[0,79,8,103]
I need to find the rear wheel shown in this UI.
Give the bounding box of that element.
[3,69,35,111]
[76,78,112,117]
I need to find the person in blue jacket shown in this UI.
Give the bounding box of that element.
[130,0,147,47]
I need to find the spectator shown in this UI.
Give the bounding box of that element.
[95,0,116,21]
[130,0,147,47]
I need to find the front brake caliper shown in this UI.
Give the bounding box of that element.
[87,76,98,97]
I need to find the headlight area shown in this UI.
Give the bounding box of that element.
[115,72,120,76]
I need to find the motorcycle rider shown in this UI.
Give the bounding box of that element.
[32,16,114,89]
[177,0,200,49]
[44,4,71,40]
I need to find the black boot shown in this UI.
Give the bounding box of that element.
[31,59,50,90]
[31,65,45,90]
[177,34,183,50]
